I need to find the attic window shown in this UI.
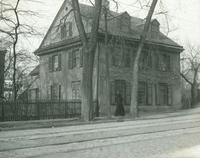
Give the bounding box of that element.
[151,19,160,39]
[119,12,131,32]
[61,22,72,39]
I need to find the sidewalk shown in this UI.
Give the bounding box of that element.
[1,107,200,131]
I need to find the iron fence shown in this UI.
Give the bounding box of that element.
[0,100,81,122]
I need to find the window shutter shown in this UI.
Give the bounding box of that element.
[112,54,116,66]
[72,50,76,68]
[168,85,172,105]
[110,81,115,105]
[49,85,53,100]
[58,54,62,71]
[36,88,39,100]
[155,53,160,70]
[59,85,61,100]
[47,86,50,100]
[167,55,170,71]
[80,48,83,67]
[49,56,53,72]
[125,81,131,105]
[147,83,152,105]
[124,51,131,67]
[68,50,73,69]
[155,84,160,105]
[148,51,152,68]
[111,47,116,66]
[69,22,73,37]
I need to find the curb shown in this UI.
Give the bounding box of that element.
[1,108,200,131]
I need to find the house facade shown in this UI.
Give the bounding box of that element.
[34,0,183,116]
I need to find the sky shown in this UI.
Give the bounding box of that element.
[12,0,200,53]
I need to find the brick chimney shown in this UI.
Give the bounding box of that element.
[102,0,110,9]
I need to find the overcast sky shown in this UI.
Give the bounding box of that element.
[22,0,200,52]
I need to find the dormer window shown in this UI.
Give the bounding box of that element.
[118,12,131,32]
[151,19,160,39]
[61,22,72,39]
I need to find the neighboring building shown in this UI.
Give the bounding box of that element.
[17,65,40,101]
[4,80,12,100]
[0,48,6,99]
[34,1,183,116]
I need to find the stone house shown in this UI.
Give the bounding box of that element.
[34,0,183,116]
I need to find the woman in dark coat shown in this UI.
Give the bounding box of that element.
[115,92,125,116]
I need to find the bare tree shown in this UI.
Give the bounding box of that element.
[0,0,40,101]
[130,0,158,117]
[181,44,200,107]
[72,0,102,121]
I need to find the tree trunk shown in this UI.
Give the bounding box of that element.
[191,68,199,107]
[12,0,20,102]
[130,0,158,117]
[81,45,94,121]
[104,6,111,118]
[191,84,197,107]
[72,0,102,121]
[13,43,17,101]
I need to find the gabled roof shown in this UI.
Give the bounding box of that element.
[36,1,183,54]
[29,65,39,76]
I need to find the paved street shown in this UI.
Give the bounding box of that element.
[1,108,200,158]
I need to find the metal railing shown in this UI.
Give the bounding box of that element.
[0,100,81,122]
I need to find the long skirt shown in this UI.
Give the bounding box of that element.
[115,103,125,116]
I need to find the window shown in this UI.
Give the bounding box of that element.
[138,81,152,105]
[72,81,81,100]
[160,54,170,71]
[110,80,131,105]
[49,54,62,72]
[28,88,39,101]
[112,47,131,68]
[124,50,131,67]
[156,83,172,105]
[61,22,72,39]
[118,12,131,32]
[139,50,152,70]
[112,47,122,67]
[138,81,146,105]
[155,53,170,72]
[53,55,59,71]
[50,84,61,100]
[151,20,160,39]
[68,48,83,69]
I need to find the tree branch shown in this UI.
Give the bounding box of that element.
[72,0,88,45]
[180,73,193,85]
